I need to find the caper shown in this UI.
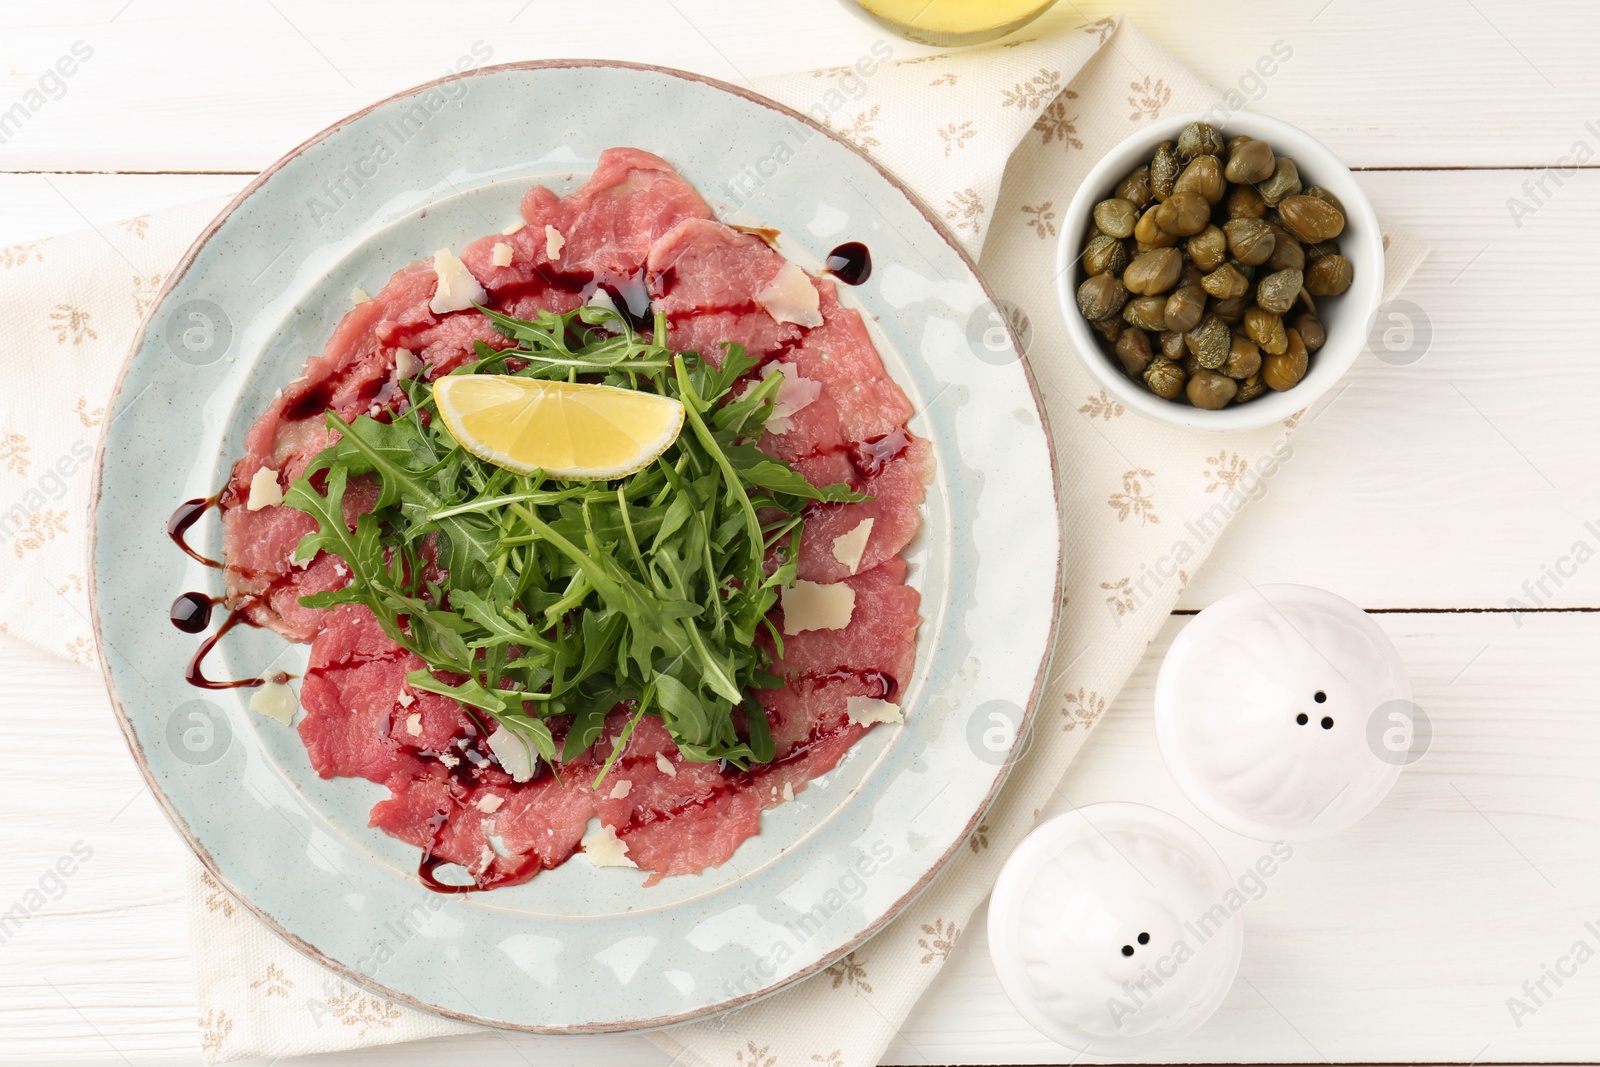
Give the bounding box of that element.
[1279,194,1345,243]
[1158,329,1187,360]
[1163,285,1206,333]
[1255,268,1304,315]
[1091,316,1125,344]
[1177,121,1224,162]
[1267,232,1305,272]
[1201,262,1250,300]
[1305,254,1354,296]
[1292,312,1326,352]
[1116,165,1153,210]
[1210,294,1250,325]
[1226,183,1268,219]
[1234,373,1267,403]
[1115,327,1154,377]
[1082,234,1130,277]
[1223,217,1276,266]
[1186,225,1228,273]
[1143,358,1187,399]
[1185,314,1230,369]
[1123,247,1183,295]
[1077,272,1128,322]
[1262,329,1309,390]
[1122,294,1169,332]
[1256,157,1302,206]
[1133,209,1178,249]
[1302,185,1346,217]
[1154,192,1210,237]
[1226,134,1253,155]
[1181,353,1202,378]
[1178,262,1205,289]
[1187,369,1238,410]
[1174,155,1226,205]
[1150,141,1180,202]
[1244,306,1288,355]
[1304,238,1341,263]
[1224,334,1261,379]
[1230,258,1258,283]
[1224,138,1275,184]
[1093,198,1138,239]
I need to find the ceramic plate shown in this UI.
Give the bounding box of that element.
[90,61,1061,1032]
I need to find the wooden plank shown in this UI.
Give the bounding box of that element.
[0,172,242,246]
[889,609,1600,1064]
[3,166,1594,612]
[1183,168,1600,611]
[0,0,1597,172]
[6,609,1595,1063]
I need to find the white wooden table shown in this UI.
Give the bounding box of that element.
[4,1,1598,1063]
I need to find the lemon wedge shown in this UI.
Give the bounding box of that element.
[433,375,685,480]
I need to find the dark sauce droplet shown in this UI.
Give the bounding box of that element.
[168,496,222,568]
[418,854,482,894]
[825,242,872,286]
[170,592,216,633]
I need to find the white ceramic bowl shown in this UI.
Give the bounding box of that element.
[1055,111,1384,432]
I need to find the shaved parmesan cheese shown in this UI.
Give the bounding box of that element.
[503,219,526,236]
[397,689,415,708]
[247,467,283,511]
[545,224,565,260]
[440,753,460,768]
[581,824,637,868]
[405,713,422,737]
[831,517,875,575]
[491,242,514,268]
[429,247,486,315]
[582,287,624,334]
[476,794,504,814]
[249,679,297,724]
[781,580,855,635]
[738,361,822,435]
[608,779,632,800]
[350,286,370,304]
[846,696,904,725]
[655,752,677,777]
[487,726,538,783]
[487,832,511,859]
[782,781,794,802]
[755,260,822,328]
[393,347,423,380]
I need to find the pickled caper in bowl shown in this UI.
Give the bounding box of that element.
[1055,111,1383,430]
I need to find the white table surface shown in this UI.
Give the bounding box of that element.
[3,1,1597,1063]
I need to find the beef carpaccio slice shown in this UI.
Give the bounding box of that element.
[222,147,929,889]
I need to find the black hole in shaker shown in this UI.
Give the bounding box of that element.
[1296,712,1309,726]
[1138,932,1150,945]
[1314,691,1327,703]
[1121,945,1134,957]
[1321,716,1334,730]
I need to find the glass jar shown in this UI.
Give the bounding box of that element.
[849,0,1060,47]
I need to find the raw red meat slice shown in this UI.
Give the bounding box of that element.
[216,149,927,890]
[646,218,804,363]
[792,435,934,584]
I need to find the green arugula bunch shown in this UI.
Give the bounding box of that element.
[283,303,863,784]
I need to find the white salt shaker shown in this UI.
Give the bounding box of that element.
[987,802,1243,1056]
[1155,584,1414,841]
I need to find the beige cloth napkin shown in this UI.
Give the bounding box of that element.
[0,11,1428,1063]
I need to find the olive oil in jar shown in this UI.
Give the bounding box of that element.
[850,0,1060,46]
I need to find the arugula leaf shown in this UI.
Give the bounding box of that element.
[283,304,864,783]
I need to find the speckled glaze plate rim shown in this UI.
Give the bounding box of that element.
[88,59,1064,1033]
